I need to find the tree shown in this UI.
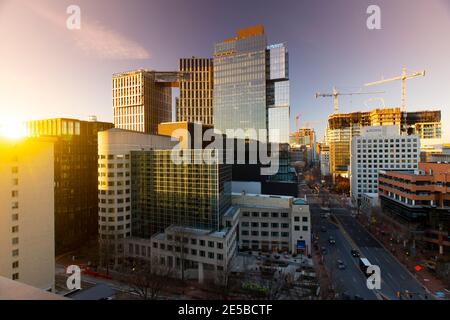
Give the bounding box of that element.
[119,257,173,300]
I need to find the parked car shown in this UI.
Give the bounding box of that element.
[328,236,336,245]
[321,246,327,255]
[320,226,327,232]
[351,249,360,257]
[337,260,346,269]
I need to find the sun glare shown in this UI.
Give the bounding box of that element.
[0,119,26,140]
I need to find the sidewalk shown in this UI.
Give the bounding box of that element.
[357,214,449,298]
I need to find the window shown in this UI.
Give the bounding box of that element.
[12,226,19,233]
[12,249,19,257]
[302,217,308,222]
[12,261,19,269]
[12,237,19,245]
[12,273,19,280]
[302,226,309,231]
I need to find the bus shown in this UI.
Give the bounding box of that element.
[359,258,372,277]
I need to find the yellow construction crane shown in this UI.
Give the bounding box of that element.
[364,67,425,112]
[315,86,385,114]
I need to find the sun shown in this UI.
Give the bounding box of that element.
[0,119,26,140]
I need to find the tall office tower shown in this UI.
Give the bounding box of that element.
[176,58,214,125]
[350,125,420,206]
[0,137,55,291]
[213,25,289,142]
[113,70,174,134]
[98,129,176,265]
[131,150,232,238]
[26,118,114,254]
[267,43,290,144]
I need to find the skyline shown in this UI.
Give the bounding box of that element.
[1,0,450,140]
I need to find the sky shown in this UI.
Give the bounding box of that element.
[0,0,449,140]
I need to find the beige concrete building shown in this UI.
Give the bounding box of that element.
[176,58,214,125]
[232,193,311,255]
[113,70,177,134]
[97,128,176,265]
[0,138,55,291]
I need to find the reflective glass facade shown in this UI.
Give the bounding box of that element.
[268,106,290,144]
[267,43,290,144]
[213,30,268,139]
[131,150,232,238]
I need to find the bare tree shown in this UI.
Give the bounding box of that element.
[120,257,173,300]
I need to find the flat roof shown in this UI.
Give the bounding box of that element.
[293,198,308,205]
[66,284,115,300]
[0,277,66,300]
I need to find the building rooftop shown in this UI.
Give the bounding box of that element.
[65,284,115,300]
[0,277,66,300]
[293,198,308,205]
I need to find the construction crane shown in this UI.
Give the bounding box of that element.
[364,67,425,112]
[315,86,385,114]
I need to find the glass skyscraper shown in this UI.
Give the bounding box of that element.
[267,43,290,144]
[131,150,232,238]
[213,26,290,144]
[213,25,268,139]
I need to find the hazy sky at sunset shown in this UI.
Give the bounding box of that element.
[1,0,449,139]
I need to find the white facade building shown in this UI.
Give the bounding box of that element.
[320,146,330,176]
[232,193,311,255]
[0,138,55,291]
[98,128,176,264]
[350,125,420,206]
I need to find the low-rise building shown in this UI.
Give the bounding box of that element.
[232,193,311,255]
[360,193,379,216]
[378,162,450,254]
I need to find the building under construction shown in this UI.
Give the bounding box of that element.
[326,108,441,179]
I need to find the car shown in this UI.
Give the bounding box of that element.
[328,236,336,245]
[320,226,327,232]
[350,249,360,257]
[321,246,327,255]
[354,295,364,300]
[337,260,346,269]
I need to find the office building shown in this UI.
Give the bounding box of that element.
[158,121,213,149]
[327,108,441,179]
[320,144,330,177]
[0,138,55,291]
[350,125,420,206]
[130,149,232,238]
[176,58,214,125]
[232,193,311,255]
[26,118,114,254]
[378,163,450,254]
[97,128,176,264]
[113,70,187,134]
[267,43,290,144]
[213,25,290,143]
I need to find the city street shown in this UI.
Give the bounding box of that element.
[299,172,431,300]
